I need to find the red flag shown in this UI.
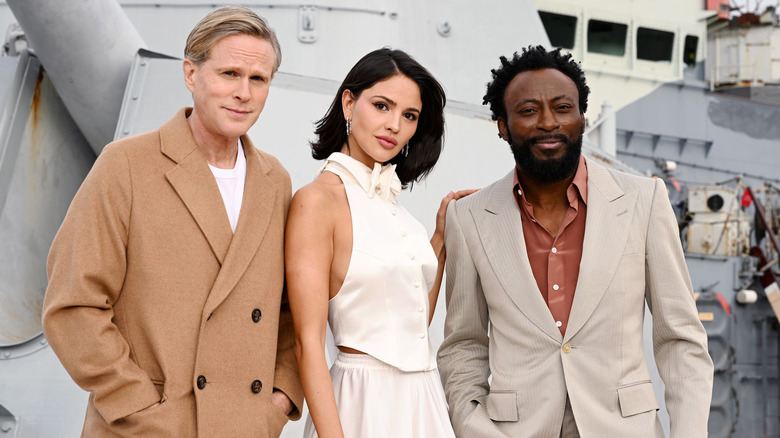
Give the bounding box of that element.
[741,188,753,207]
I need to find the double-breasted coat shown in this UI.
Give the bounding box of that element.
[42,108,303,436]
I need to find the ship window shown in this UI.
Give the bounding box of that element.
[539,11,577,49]
[684,35,698,67]
[587,19,627,56]
[637,27,674,62]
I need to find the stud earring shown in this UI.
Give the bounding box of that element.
[346,118,352,136]
[402,142,410,157]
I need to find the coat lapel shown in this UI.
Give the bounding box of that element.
[162,108,232,264]
[203,138,279,315]
[474,171,562,342]
[564,158,637,342]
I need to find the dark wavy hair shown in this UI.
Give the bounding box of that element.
[311,48,446,187]
[483,45,590,121]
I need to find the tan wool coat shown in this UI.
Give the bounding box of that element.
[42,108,303,437]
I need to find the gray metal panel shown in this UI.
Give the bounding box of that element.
[115,52,191,140]
[0,50,94,346]
[0,51,92,437]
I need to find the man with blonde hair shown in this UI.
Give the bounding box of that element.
[42,6,302,436]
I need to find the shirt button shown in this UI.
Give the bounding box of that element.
[197,375,207,389]
[419,333,426,339]
[409,254,416,260]
[252,308,262,323]
[553,284,560,291]
[552,247,558,254]
[556,321,562,327]
[562,343,572,353]
[391,209,397,216]
[414,281,421,288]
[401,230,407,237]
[418,306,424,313]
[251,379,263,394]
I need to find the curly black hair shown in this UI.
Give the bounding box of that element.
[483,45,589,121]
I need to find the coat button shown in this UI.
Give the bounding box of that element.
[251,379,263,394]
[562,343,572,353]
[197,375,206,389]
[252,308,262,323]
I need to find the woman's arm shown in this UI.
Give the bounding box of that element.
[285,184,345,438]
[428,189,479,324]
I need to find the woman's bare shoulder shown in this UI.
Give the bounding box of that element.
[290,171,346,212]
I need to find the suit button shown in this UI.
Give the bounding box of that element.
[562,343,572,353]
[251,379,263,394]
[252,308,262,323]
[197,375,206,389]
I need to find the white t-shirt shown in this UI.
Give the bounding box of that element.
[208,140,246,233]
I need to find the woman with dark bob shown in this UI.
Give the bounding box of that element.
[286,48,471,437]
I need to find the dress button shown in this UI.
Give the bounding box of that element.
[552,247,558,254]
[251,379,263,394]
[414,281,421,288]
[391,209,397,216]
[556,321,562,327]
[197,375,206,389]
[252,308,262,323]
[409,254,416,260]
[419,333,426,339]
[400,230,407,237]
[562,343,572,353]
[553,284,559,291]
[418,306,424,313]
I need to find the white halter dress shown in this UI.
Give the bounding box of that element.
[302,152,455,438]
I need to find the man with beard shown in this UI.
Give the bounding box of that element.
[437,46,713,438]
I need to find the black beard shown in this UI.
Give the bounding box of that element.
[508,132,582,183]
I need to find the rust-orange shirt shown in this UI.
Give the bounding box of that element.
[512,156,588,336]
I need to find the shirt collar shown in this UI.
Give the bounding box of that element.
[321,152,402,203]
[513,155,588,205]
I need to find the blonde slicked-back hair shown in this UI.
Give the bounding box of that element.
[185,5,282,74]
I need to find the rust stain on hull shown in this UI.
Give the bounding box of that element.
[30,67,45,163]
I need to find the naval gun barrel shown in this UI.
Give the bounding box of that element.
[6,0,146,154]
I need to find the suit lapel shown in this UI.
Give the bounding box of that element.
[162,109,232,264]
[474,171,562,342]
[564,158,637,342]
[203,139,279,315]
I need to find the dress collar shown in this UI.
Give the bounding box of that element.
[322,152,402,203]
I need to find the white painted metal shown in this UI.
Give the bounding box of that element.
[535,0,711,119]
[708,26,780,86]
[4,0,145,154]
[587,101,616,157]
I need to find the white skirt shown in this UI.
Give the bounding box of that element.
[303,352,455,438]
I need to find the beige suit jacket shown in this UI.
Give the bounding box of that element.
[438,158,713,438]
[42,108,303,437]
